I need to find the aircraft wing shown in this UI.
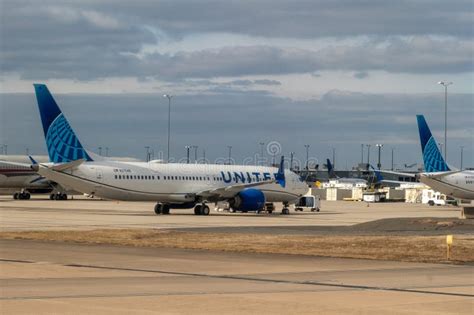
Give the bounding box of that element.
[197,179,276,199]
[378,170,417,177]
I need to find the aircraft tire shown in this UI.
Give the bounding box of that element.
[154,203,162,215]
[282,208,290,215]
[162,205,170,215]
[13,193,18,200]
[50,194,55,200]
[201,205,210,216]
[194,205,202,215]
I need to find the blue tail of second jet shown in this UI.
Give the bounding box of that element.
[416,115,449,172]
[326,159,338,179]
[34,84,92,163]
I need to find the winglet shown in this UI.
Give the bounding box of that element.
[29,156,39,172]
[276,156,286,188]
[28,155,38,165]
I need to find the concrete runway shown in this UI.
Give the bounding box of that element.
[1,196,472,313]
[1,240,473,314]
[0,195,462,232]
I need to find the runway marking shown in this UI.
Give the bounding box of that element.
[53,262,473,298]
[1,259,472,300]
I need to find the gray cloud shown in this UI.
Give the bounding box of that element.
[3,37,472,81]
[254,79,281,86]
[1,1,472,81]
[354,71,369,79]
[8,0,471,38]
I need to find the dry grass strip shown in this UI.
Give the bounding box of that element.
[1,230,473,263]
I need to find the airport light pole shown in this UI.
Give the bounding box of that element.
[290,152,294,171]
[98,146,102,156]
[376,144,383,169]
[460,146,464,170]
[192,145,198,163]
[105,147,109,157]
[227,146,232,165]
[391,147,395,171]
[360,144,364,165]
[202,148,206,164]
[366,144,371,167]
[304,144,310,170]
[163,94,173,162]
[438,81,452,163]
[145,146,150,162]
[185,146,190,164]
[332,147,336,169]
[259,142,265,166]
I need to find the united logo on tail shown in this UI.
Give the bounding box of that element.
[34,84,92,163]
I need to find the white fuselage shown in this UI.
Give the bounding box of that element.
[420,170,474,200]
[38,161,308,203]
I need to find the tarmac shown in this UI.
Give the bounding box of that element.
[0,196,472,314]
[1,240,473,314]
[0,195,463,232]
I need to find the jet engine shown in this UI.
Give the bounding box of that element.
[230,188,265,211]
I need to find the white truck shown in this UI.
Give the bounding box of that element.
[422,189,446,206]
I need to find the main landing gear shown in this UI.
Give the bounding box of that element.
[13,191,31,200]
[281,202,290,215]
[50,192,68,200]
[194,203,210,216]
[154,203,170,215]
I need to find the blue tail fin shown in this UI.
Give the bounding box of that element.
[275,156,286,188]
[326,158,338,179]
[34,84,92,163]
[416,115,449,172]
[369,164,383,182]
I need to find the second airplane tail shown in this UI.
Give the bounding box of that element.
[34,84,93,163]
[416,115,450,172]
[326,159,338,179]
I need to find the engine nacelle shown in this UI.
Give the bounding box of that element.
[231,188,265,211]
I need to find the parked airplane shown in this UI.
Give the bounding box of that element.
[31,84,308,215]
[0,159,54,199]
[326,159,367,186]
[0,155,141,200]
[416,115,474,200]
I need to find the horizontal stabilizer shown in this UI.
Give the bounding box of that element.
[51,159,85,171]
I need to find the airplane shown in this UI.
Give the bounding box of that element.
[0,159,54,199]
[416,115,474,200]
[31,84,309,215]
[0,154,142,200]
[326,159,368,187]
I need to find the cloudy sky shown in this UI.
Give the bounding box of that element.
[0,0,473,169]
